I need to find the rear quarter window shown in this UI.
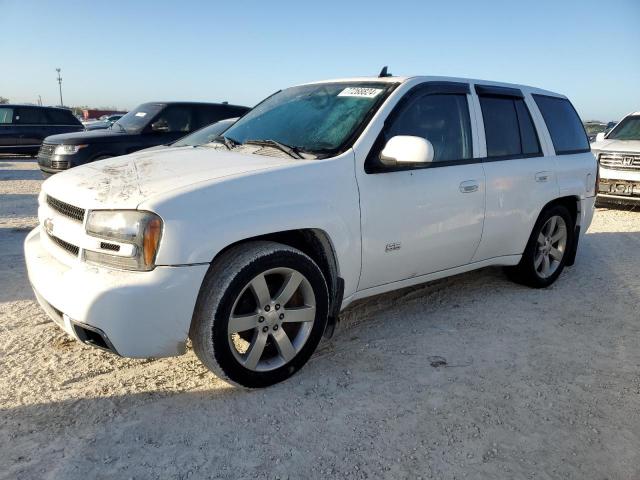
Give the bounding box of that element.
[196,105,248,128]
[47,109,81,125]
[532,95,589,154]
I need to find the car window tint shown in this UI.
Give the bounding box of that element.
[479,96,521,157]
[386,93,472,162]
[533,95,589,154]
[151,105,194,133]
[515,99,541,155]
[173,120,235,147]
[47,109,79,125]
[0,107,13,124]
[195,106,226,129]
[606,116,640,141]
[15,107,49,124]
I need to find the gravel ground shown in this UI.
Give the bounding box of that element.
[1,155,639,480]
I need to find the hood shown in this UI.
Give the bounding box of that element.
[44,129,133,145]
[42,146,297,209]
[591,139,640,154]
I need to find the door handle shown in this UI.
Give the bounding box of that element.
[459,180,479,193]
[535,171,552,183]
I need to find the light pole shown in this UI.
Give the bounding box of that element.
[56,68,63,107]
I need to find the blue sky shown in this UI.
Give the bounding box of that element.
[1,0,638,121]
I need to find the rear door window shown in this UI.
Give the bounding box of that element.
[0,107,13,124]
[195,106,226,129]
[532,95,589,154]
[15,107,49,124]
[479,96,541,158]
[151,105,195,133]
[514,99,541,155]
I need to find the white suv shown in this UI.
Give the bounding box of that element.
[591,111,640,205]
[24,76,597,387]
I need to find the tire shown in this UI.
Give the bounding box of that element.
[505,204,574,288]
[190,241,329,388]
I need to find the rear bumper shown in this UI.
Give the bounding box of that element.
[24,227,209,358]
[580,196,596,234]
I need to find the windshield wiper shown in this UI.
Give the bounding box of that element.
[112,122,126,133]
[243,139,303,159]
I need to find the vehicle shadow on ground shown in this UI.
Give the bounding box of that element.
[0,227,35,303]
[0,169,43,181]
[0,193,38,218]
[2,230,639,479]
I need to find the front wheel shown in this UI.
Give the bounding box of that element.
[506,205,574,288]
[190,241,329,388]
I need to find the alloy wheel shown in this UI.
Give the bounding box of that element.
[227,267,316,372]
[534,215,568,279]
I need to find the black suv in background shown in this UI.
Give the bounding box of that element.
[37,101,249,175]
[0,105,84,155]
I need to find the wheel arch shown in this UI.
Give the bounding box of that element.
[543,195,579,223]
[539,195,581,266]
[208,228,344,331]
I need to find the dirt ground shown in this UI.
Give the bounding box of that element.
[1,155,639,480]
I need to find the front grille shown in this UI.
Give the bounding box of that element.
[38,143,56,167]
[599,152,640,170]
[100,241,120,252]
[46,195,85,223]
[50,160,70,170]
[46,231,80,256]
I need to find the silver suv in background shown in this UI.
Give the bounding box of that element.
[592,112,640,205]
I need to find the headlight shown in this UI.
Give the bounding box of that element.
[85,210,163,271]
[54,144,88,155]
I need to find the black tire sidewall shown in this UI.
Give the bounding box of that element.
[210,249,328,388]
[522,205,574,287]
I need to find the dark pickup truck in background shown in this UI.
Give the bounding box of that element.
[37,101,249,176]
[0,105,84,155]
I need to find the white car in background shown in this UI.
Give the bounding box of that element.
[24,75,596,387]
[591,112,640,205]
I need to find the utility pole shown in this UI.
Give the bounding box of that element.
[56,68,63,107]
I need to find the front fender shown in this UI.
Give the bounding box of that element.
[140,151,362,297]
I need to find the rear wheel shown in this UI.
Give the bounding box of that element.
[190,241,329,388]
[506,205,574,288]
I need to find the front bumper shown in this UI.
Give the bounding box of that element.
[597,167,640,204]
[37,146,94,174]
[24,227,209,358]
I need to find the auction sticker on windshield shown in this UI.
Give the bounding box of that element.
[338,87,383,98]
[135,112,147,117]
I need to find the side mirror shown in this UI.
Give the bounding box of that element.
[595,132,606,143]
[151,121,169,133]
[379,136,434,166]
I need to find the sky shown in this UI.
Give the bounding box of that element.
[1,0,638,121]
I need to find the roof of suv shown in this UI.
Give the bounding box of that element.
[2,104,74,111]
[141,101,249,109]
[303,75,565,98]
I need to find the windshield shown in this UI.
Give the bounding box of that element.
[173,119,235,147]
[114,103,163,133]
[607,116,640,141]
[222,82,393,155]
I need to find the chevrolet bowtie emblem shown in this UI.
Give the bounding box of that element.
[44,218,54,235]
